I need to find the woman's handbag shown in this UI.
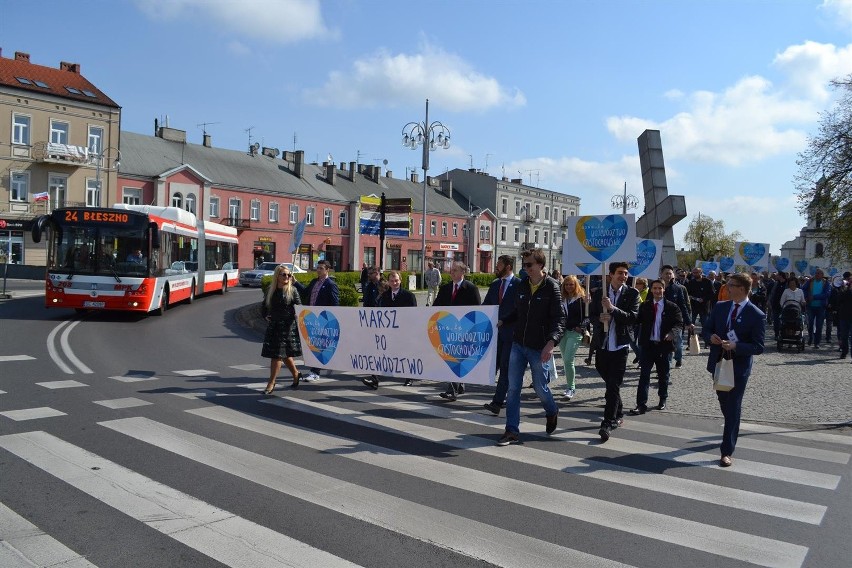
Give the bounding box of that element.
[580,299,592,346]
[688,329,701,354]
[713,351,735,392]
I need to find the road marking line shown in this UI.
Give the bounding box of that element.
[46,321,74,374]
[0,431,361,568]
[0,502,98,568]
[0,355,36,362]
[99,417,636,568]
[93,398,153,410]
[36,380,89,389]
[109,375,160,383]
[0,408,67,421]
[172,369,219,376]
[59,321,93,374]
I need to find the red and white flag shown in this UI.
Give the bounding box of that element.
[33,192,49,201]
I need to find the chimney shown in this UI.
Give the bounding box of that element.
[349,161,357,181]
[158,126,187,143]
[15,51,30,62]
[410,172,419,183]
[261,147,279,158]
[511,178,523,184]
[203,134,212,148]
[339,162,346,171]
[372,166,381,183]
[59,61,80,73]
[325,163,336,186]
[441,179,453,198]
[294,150,305,178]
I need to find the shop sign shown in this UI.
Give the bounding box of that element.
[478,244,493,252]
[439,243,460,251]
[0,219,27,230]
[258,236,274,242]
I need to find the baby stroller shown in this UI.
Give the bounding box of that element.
[777,301,805,352]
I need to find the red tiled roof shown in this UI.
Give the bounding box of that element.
[0,52,119,108]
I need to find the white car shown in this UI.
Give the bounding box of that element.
[238,262,305,287]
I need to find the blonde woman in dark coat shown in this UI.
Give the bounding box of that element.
[262,265,304,393]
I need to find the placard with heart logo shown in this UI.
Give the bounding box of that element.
[575,262,601,275]
[737,242,767,267]
[427,311,493,378]
[829,267,838,276]
[575,215,630,262]
[701,261,719,274]
[774,257,790,271]
[298,310,340,365]
[795,260,809,274]
[719,257,735,272]
[628,239,658,277]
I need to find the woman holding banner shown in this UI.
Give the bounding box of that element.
[261,265,304,394]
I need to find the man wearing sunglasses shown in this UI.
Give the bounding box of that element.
[496,249,564,446]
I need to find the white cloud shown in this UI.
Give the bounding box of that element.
[303,42,526,111]
[821,0,852,26]
[135,0,337,44]
[606,75,814,166]
[773,40,852,101]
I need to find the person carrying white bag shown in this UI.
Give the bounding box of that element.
[702,273,766,469]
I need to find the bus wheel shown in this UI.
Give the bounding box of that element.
[220,277,228,294]
[188,280,196,304]
[154,287,169,316]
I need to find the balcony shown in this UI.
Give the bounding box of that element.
[222,217,251,231]
[561,219,571,228]
[32,141,91,166]
[521,214,536,224]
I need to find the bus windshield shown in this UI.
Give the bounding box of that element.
[50,224,150,277]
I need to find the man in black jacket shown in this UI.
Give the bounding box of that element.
[362,270,417,389]
[496,249,564,446]
[629,279,683,415]
[590,261,640,442]
[661,265,692,368]
[686,267,715,326]
[434,261,482,400]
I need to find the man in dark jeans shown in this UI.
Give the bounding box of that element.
[482,255,521,415]
[589,261,640,442]
[769,271,788,340]
[661,265,692,368]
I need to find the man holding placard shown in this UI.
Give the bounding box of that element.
[589,261,640,442]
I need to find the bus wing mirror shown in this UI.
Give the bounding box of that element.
[149,223,160,249]
[31,215,52,244]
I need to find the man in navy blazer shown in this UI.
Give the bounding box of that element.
[482,255,522,415]
[702,272,765,467]
[433,261,482,400]
[299,260,339,381]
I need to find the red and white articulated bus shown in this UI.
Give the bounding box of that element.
[31,204,238,314]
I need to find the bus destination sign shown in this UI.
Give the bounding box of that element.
[64,211,131,224]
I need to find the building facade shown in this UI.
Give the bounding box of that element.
[446,168,581,273]
[0,49,121,268]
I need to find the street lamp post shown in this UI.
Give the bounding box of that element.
[611,181,639,215]
[92,146,121,207]
[402,99,450,287]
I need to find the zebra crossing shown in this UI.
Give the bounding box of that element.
[0,372,849,568]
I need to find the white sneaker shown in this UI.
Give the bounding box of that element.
[563,388,575,400]
[303,373,320,382]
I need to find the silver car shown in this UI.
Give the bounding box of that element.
[238,262,279,287]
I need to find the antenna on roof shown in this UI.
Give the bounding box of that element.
[197,122,220,136]
[293,132,297,151]
[245,126,255,149]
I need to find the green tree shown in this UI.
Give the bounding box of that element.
[795,75,852,260]
[682,213,741,263]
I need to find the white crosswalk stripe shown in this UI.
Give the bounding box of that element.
[0,380,848,568]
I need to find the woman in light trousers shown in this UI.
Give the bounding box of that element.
[557,275,588,400]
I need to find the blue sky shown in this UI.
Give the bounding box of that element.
[4,0,852,254]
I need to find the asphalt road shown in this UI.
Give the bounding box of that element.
[0,280,850,568]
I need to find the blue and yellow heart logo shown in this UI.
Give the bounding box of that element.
[427,311,493,378]
[298,310,340,365]
[575,215,629,262]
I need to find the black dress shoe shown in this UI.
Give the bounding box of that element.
[403,379,413,386]
[629,406,646,415]
[599,425,611,442]
[439,392,457,401]
[483,402,501,415]
[656,401,667,410]
[675,360,682,368]
[546,410,558,434]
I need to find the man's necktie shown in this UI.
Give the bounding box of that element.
[729,303,739,329]
[498,279,505,304]
[451,284,458,302]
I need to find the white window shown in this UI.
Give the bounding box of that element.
[338,209,347,228]
[228,197,241,220]
[534,204,540,219]
[49,175,67,209]
[12,114,30,145]
[430,221,437,236]
[87,126,103,154]
[289,204,299,224]
[323,208,332,227]
[543,230,549,245]
[525,229,530,243]
[500,225,506,242]
[479,225,486,241]
[419,219,423,235]
[122,187,141,205]
[269,202,279,223]
[86,178,100,207]
[441,221,447,237]
[250,199,261,221]
[50,120,69,144]
[171,192,183,208]
[514,200,520,216]
[452,223,458,237]
[513,226,520,242]
[11,171,28,201]
[306,206,315,225]
[209,196,220,217]
[544,206,550,221]
[185,193,196,214]
[534,229,539,244]
[501,198,507,214]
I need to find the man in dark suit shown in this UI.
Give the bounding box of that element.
[301,260,339,381]
[629,279,683,415]
[482,255,522,415]
[703,272,765,467]
[433,261,482,400]
[362,270,417,389]
[661,265,692,368]
[589,261,640,442]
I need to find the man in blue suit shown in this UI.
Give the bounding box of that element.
[482,255,522,415]
[703,272,765,467]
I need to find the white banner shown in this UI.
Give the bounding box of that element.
[627,238,662,279]
[733,241,769,271]
[561,214,636,275]
[773,256,792,273]
[297,305,498,385]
